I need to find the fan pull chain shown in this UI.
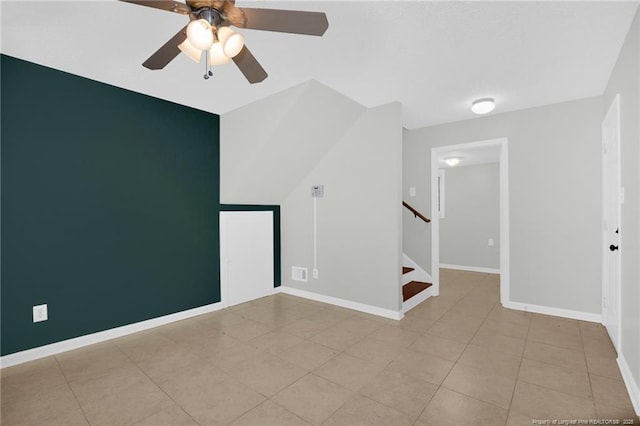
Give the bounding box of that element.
[203,49,210,80]
[203,49,213,80]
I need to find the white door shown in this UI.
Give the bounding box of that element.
[220,211,274,306]
[602,94,621,351]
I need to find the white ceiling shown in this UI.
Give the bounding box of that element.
[1,1,638,129]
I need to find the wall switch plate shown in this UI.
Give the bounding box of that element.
[313,269,319,279]
[33,304,48,323]
[488,238,495,247]
[311,185,324,198]
[409,187,416,197]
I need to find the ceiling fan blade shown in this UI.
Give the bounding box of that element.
[119,0,191,15]
[239,8,328,36]
[232,46,268,84]
[142,25,188,70]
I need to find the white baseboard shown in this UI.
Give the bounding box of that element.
[0,285,404,368]
[279,286,403,320]
[503,301,602,323]
[402,286,435,315]
[440,264,500,274]
[618,353,640,416]
[0,301,226,369]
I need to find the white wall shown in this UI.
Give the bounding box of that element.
[404,96,602,315]
[603,8,640,413]
[221,81,363,204]
[440,163,500,270]
[403,130,432,274]
[282,102,403,312]
[222,80,404,313]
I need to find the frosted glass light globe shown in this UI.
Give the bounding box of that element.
[471,98,495,114]
[209,42,231,65]
[178,39,202,63]
[186,19,214,51]
[217,26,245,58]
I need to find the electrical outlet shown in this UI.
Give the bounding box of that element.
[313,269,319,279]
[488,238,495,247]
[33,304,48,323]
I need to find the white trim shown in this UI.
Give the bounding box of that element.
[430,148,441,296]
[279,286,403,320]
[313,196,318,276]
[500,141,510,305]
[0,301,226,369]
[1,281,404,369]
[601,93,622,353]
[402,253,435,313]
[440,264,500,274]
[402,253,432,285]
[618,352,640,415]
[438,169,446,218]
[431,137,510,304]
[503,301,601,323]
[402,286,435,315]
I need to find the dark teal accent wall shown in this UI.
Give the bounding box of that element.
[1,55,221,356]
[220,205,281,286]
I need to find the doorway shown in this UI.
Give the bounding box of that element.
[602,94,621,351]
[430,138,510,304]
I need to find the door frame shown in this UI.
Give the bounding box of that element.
[430,137,510,304]
[601,94,621,351]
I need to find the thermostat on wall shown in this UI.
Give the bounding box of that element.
[311,185,324,198]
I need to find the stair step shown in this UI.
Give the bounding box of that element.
[402,266,415,274]
[402,281,432,302]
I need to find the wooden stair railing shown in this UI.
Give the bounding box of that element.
[403,201,430,223]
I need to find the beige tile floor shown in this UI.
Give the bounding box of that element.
[2,269,638,425]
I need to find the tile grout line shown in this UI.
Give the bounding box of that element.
[578,321,599,416]
[53,355,92,426]
[435,300,517,417]
[503,309,533,423]
[265,371,328,424]
[410,280,480,425]
[229,304,369,425]
[264,308,412,424]
[112,341,202,426]
[410,276,503,424]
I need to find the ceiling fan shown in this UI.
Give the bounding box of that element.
[120,0,329,83]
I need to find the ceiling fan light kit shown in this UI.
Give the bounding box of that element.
[209,42,231,66]
[216,26,244,58]
[178,38,203,62]
[186,19,215,50]
[120,0,329,84]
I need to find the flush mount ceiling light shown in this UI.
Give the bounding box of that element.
[120,0,329,84]
[444,157,462,167]
[471,98,496,115]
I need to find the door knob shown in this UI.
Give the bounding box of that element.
[609,244,619,251]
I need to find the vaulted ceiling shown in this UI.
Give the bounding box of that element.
[1,1,638,129]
